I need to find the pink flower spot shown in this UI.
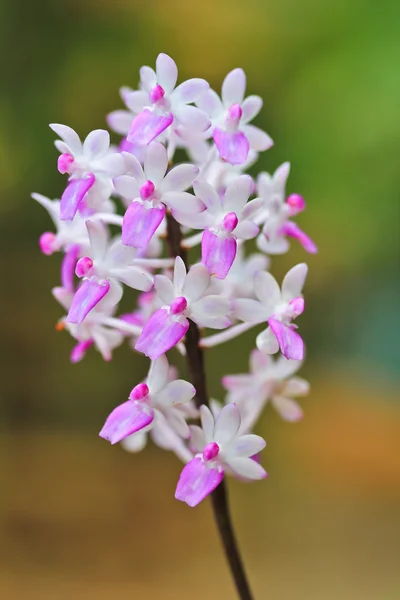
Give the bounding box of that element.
[130,382,149,401]
[222,212,238,233]
[39,232,56,255]
[286,194,305,215]
[149,84,165,104]
[57,153,74,174]
[170,296,187,315]
[75,256,94,278]
[203,442,220,462]
[289,296,304,318]
[228,103,243,123]
[140,180,156,200]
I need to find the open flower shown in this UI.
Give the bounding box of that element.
[135,256,231,359]
[196,68,273,164]
[176,175,262,279]
[233,264,308,360]
[115,142,203,249]
[222,350,310,428]
[256,163,317,255]
[125,53,210,147]
[50,125,125,220]
[99,355,196,444]
[175,403,267,507]
[67,220,154,324]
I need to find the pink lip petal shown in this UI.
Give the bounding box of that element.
[201,229,237,280]
[281,222,318,254]
[135,308,189,360]
[70,339,94,363]
[122,202,165,249]
[67,278,110,324]
[61,244,80,292]
[99,400,154,445]
[127,109,173,146]
[213,128,249,165]
[268,317,304,361]
[175,456,224,507]
[60,174,95,221]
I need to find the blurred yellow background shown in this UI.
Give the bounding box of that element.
[1,0,399,598]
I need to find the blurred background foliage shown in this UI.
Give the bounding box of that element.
[1,0,399,598]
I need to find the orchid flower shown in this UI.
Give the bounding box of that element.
[114,142,203,248]
[233,264,308,360]
[50,125,125,221]
[177,175,262,279]
[175,404,267,507]
[223,350,310,429]
[135,256,231,359]
[196,68,273,164]
[99,354,196,444]
[124,53,210,147]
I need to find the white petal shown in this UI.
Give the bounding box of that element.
[226,456,266,480]
[86,220,108,260]
[107,110,133,135]
[144,141,168,183]
[224,174,252,213]
[234,221,259,240]
[200,405,215,443]
[233,298,266,322]
[147,354,169,392]
[163,191,205,214]
[165,408,190,438]
[113,266,153,291]
[250,349,272,374]
[193,179,221,213]
[242,124,273,152]
[283,377,310,397]
[156,53,178,93]
[175,105,211,132]
[221,68,246,107]
[241,197,264,220]
[83,129,110,159]
[121,431,148,452]
[274,355,302,378]
[256,327,279,354]
[281,263,308,300]
[152,414,193,462]
[241,95,263,123]
[174,256,187,295]
[189,424,206,453]
[230,434,266,457]
[183,263,210,302]
[162,164,199,192]
[154,274,175,304]
[254,270,281,307]
[214,403,240,445]
[172,78,210,103]
[121,151,145,180]
[196,89,223,118]
[140,66,157,90]
[157,380,196,406]
[49,123,82,155]
[92,327,123,361]
[192,295,230,318]
[124,90,149,113]
[272,396,303,422]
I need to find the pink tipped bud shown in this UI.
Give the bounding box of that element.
[170,296,188,315]
[39,232,56,255]
[129,382,149,401]
[203,442,220,462]
[75,256,93,278]
[286,193,305,215]
[228,103,243,123]
[140,180,156,201]
[289,296,305,318]
[57,153,74,174]
[149,84,165,104]
[222,212,238,233]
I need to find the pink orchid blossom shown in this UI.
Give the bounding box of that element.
[175,404,267,507]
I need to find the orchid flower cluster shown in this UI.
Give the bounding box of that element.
[34,53,316,508]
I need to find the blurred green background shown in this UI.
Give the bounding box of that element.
[1,0,399,598]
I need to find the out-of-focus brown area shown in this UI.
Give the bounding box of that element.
[1,0,399,598]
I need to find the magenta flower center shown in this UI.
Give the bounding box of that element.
[130,382,150,401]
[286,193,305,215]
[149,84,165,104]
[75,256,94,278]
[222,212,238,233]
[228,103,243,124]
[57,153,74,174]
[289,296,304,318]
[203,442,220,461]
[39,232,56,255]
[170,296,187,315]
[140,180,156,201]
